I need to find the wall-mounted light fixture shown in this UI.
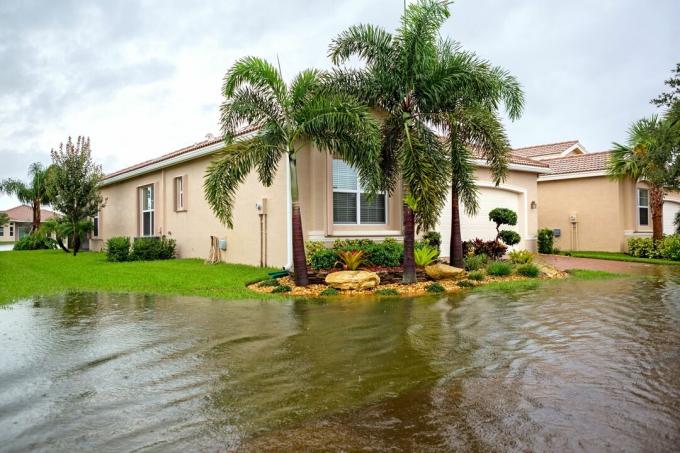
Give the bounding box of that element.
[530,201,537,209]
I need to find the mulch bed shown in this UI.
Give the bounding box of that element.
[298,267,430,285]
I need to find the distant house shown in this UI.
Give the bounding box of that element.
[522,141,680,252]
[92,131,549,266]
[0,205,58,243]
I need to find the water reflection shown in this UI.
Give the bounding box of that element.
[0,272,679,452]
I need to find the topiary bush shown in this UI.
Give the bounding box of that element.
[13,234,56,251]
[425,282,445,293]
[498,230,521,247]
[489,208,518,227]
[486,261,512,276]
[464,253,489,271]
[129,236,176,261]
[537,228,554,254]
[106,236,130,262]
[516,263,540,277]
[468,270,485,281]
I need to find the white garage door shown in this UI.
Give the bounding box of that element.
[438,186,521,258]
[663,201,680,235]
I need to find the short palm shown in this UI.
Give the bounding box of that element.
[204,57,382,285]
[0,162,52,232]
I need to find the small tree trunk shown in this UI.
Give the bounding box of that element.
[650,185,664,241]
[32,200,41,233]
[57,237,69,253]
[72,222,80,256]
[289,154,308,286]
[449,186,464,267]
[402,203,416,284]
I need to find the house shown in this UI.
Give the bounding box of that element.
[524,141,680,252]
[0,205,58,243]
[93,131,549,267]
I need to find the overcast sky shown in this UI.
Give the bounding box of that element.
[1,0,678,209]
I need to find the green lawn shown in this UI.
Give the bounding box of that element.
[0,250,278,305]
[567,251,680,266]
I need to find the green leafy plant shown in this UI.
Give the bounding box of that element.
[674,211,680,234]
[463,238,507,260]
[660,235,680,260]
[129,236,176,261]
[537,228,554,254]
[627,237,662,259]
[13,234,56,251]
[425,282,445,293]
[272,285,292,293]
[457,279,474,288]
[305,241,326,265]
[516,263,540,277]
[332,239,373,250]
[464,254,489,271]
[468,270,485,281]
[310,248,340,270]
[414,245,439,267]
[489,208,520,247]
[486,261,512,276]
[508,249,533,265]
[422,231,442,250]
[338,249,367,270]
[320,287,339,296]
[106,236,131,262]
[375,288,400,296]
[498,230,521,247]
[258,278,279,287]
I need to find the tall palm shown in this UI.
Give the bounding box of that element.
[608,112,680,240]
[328,0,513,281]
[0,162,52,232]
[204,57,382,285]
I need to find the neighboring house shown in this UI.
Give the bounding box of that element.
[0,205,58,243]
[93,131,549,267]
[524,141,680,252]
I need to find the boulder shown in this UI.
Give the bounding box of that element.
[425,263,466,280]
[325,271,380,290]
[536,264,565,279]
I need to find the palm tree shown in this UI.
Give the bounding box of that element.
[204,57,382,286]
[0,162,52,232]
[328,0,514,281]
[608,112,680,240]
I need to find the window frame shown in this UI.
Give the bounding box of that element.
[331,159,387,225]
[174,176,185,211]
[637,188,649,227]
[0,226,3,236]
[139,184,155,237]
[9,223,13,237]
[92,213,99,238]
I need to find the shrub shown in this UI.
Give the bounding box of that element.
[537,228,554,254]
[375,288,400,296]
[310,248,339,269]
[660,235,680,261]
[332,238,373,250]
[338,249,367,270]
[486,261,512,276]
[425,282,445,293]
[129,236,176,261]
[366,239,403,267]
[414,245,439,267]
[457,279,474,288]
[106,236,130,262]
[320,287,339,296]
[627,237,661,258]
[464,238,507,260]
[258,278,279,287]
[468,270,485,281]
[421,231,441,250]
[498,230,521,247]
[508,249,533,265]
[272,285,292,293]
[305,241,326,264]
[675,211,680,234]
[489,208,518,227]
[13,234,56,251]
[464,253,489,271]
[516,263,540,277]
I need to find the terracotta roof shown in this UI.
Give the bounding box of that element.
[471,147,550,168]
[2,205,58,223]
[543,151,612,175]
[103,127,257,180]
[513,140,580,158]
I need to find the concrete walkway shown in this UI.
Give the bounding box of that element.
[536,254,659,274]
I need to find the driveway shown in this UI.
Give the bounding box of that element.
[537,254,658,274]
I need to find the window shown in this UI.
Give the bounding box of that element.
[174,176,185,211]
[0,226,3,236]
[638,188,649,226]
[9,224,13,236]
[332,159,386,224]
[92,214,99,237]
[139,184,154,236]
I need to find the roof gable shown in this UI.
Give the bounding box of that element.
[513,140,586,159]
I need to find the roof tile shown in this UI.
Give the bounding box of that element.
[513,140,580,158]
[543,151,612,175]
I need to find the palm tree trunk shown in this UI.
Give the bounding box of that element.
[402,203,416,284]
[289,154,308,286]
[650,185,664,241]
[72,222,80,256]
[449,186,464,267]
[32,199,41,232]
[57,237,69,253]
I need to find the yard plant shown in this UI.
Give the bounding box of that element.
[486,261,512,276]
[0,162,53,233]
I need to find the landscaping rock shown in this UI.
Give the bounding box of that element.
[325,271,380,290]
[536,264,565,279]
[425,263,465,280]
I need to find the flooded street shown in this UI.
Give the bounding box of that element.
[1,271,679,451]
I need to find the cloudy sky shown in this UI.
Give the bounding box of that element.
[1,0,678,209]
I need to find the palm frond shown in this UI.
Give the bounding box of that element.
[328,23,394,65]
[222,56,287,107]
[220,86,283,138]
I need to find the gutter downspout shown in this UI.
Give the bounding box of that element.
[285,153,293,270]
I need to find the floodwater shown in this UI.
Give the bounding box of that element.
[1,271,679,452]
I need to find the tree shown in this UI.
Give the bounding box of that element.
[327,0,519,280]
[47,137,103,255]
[0,162,52,232]
[204,57,382,286]
[608,112,680,240]
[40,217,93,253]
[651,63,680,109]
[0,212,8,227]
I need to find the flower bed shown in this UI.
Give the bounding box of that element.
[300,267,428,285]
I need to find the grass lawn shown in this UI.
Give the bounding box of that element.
[0,250,278,305]
[567,251,680,266]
